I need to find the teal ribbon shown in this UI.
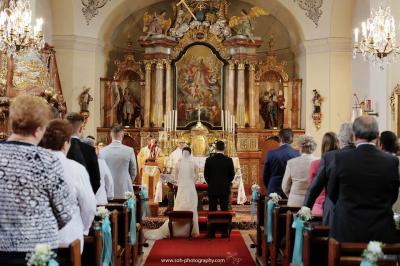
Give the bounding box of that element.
[360,259,374,266]
[127,198,137,246]
[250,191,259,223]
[291,217,305,266]
[100,217,113,266]
[140,186,149,219]
[266,199,275,243]
[48,259,59,266]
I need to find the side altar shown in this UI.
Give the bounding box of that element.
[97,0,305,199]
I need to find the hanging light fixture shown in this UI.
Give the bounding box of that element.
[0,0,45,55]
[353,6,400,68]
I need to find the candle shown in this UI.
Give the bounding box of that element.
[221,110,225,132]
[174,110,177,131]
[354,28,359,43]
[362,22,367,38]
[164,114,167,131]
[231,115,234,133]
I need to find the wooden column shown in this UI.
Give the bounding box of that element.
[249,64,256,128]
[165,62,172,113]
[154,62,164,127]
[144,62,152,128]
[237,62,246,128]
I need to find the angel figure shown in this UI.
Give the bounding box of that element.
[143,11,171,40]
[79,87,93,112]
[229,7,268,41]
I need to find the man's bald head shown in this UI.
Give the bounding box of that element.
[353,115,379,142]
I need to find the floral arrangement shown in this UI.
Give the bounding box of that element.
[394,213,400,230]
[251,184,260,199]
[26,244,57,266]
[361,241,384,266]
[208,140,217,155]
[96,206,110,220]
[296,206,312,222]
[269,193,282,205]
[124,191,134,200]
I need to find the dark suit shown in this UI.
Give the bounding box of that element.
[204,153,235,211]
[263,144,300,197]
[303,145,355,225]
[328,144,400,243]
[67,137,101,193]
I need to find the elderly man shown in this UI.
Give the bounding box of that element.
[328,116,399,242]
[303,122,355,225]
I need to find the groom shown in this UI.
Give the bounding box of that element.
[204,141,235,237]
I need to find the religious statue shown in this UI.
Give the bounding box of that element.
[229,7,268,41]
[122,87,134,125]
[143,11,171,40]
[134,115,142,129]
[0,85,6,97]
[169,9,191,38]
[79,87,93,112]
[260,91,279,129]
[312,89,322,114]
[277,90,285,127]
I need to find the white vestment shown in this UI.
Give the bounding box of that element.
[95,158,114,205]
[144,151,199,240]
[169,147,183,169]
[53,151,97,253]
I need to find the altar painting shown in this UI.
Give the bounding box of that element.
[176,45,223,128]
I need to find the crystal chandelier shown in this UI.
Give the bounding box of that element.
[353,6,400,67]
[0,0,45,55]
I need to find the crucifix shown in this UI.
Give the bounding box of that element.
[197,106,201,122]
[176,0,197,21]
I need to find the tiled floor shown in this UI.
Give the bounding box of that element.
[139,230,257,266]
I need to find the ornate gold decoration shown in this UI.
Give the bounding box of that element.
[0,53,7,89]
[390,84,400,135]
[114,54,144,81]
[172,28,229,60]
[12,49,47,91]
[257,54,289,82]
[236,133,259,152]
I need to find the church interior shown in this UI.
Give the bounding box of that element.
[2,0,400,265]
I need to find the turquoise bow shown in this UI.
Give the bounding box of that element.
[140,186,149,218]
[250,191,259,223]
[266,199,275,243]
[127,198,137,246]
[48,259,59,266]
[360,260,374,266]
[291,217,305,266]
[100,217,113,266]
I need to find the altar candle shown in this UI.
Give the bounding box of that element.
[354,28,359,43]
[221,110,225,132]
[174,110,177,131]
[231,115,234,133]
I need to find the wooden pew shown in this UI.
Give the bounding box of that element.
[328,238,400,266]
[57,239,81,266]
[83,222,102,266]
[303,223,330,266]
[269,205,301,266]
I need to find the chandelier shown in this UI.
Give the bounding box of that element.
[353,6,400,67]
[0,0,45,55]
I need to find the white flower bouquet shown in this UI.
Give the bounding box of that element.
[124,191,135,200]
[96,206,110,220]
[26,244,56,266]
[296,206,312,222]
[362,241,384,265]
[251,184,260,193]
[269,193,281,205]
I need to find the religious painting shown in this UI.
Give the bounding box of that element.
[100,77,142,128]
[11,50,48,95]
[175,44,224,128]
[259,81,285,129]
[0,54,7,93]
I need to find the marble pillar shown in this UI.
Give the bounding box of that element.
[154,62,164,127]
[165,62,172,113]
[144,62,152,128]
[249,64,256,128]
[228,62,235,114]
[236,63,246,128]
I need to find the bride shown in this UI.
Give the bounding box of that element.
[144,147,199,239]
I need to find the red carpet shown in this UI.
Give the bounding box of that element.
[144,231,255,266]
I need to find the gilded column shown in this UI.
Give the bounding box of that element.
[144,62,152,128]
[248,64,256,128]
[228,61,235,113]
[154,61,165,127]
[236,62,246,128]
[165,62,172,114]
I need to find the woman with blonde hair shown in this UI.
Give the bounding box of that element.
[282,135,317,206]
[0,96,75,264]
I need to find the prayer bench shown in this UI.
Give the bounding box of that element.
[168,211,194,239]
[207,211,234,240]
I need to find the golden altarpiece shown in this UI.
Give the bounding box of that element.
[97,0,304,194]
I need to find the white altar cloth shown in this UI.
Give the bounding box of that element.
[155,156,247,204]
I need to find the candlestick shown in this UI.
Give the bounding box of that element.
[174,110,177,131]
[221,110,225,132]
[354,28,359,43]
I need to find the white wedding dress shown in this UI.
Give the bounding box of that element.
[144,150,199,240]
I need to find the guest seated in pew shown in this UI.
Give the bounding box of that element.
[307,132,339,217]
[328,116,400,243]
[40,119,97,252]
[144,147,199,240]
[379,131,400,213]
[303,122,355,226]
[82,137,114,205]
[0,96,75,264]
[282,135,317,207]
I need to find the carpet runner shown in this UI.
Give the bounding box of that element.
[144,231,255,266]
